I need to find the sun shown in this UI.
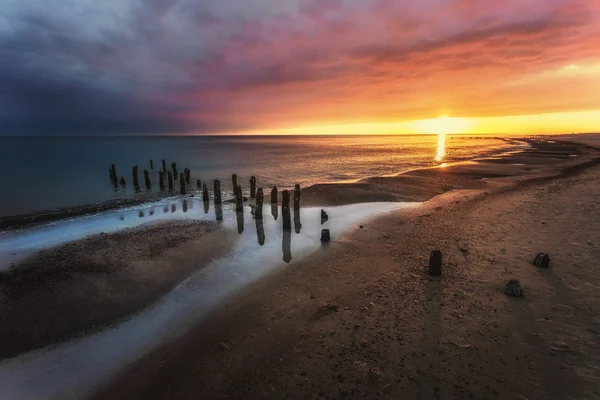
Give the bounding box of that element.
[413,116,470,135]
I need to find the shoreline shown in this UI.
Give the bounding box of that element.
[0,137,529,231]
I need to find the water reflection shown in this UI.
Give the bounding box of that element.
[435,133,446,162]
[182,200,188,213]
[294,208,302,234]
[255,217,265,246]
[236,210,244,234]
[215,204,223,222]
[282,230,292,263]
[171,204,176,213]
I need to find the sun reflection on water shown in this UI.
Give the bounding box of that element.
[435,133,446,162]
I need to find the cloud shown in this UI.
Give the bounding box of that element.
[1,0,599,134]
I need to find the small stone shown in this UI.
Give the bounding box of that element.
[505,279,523,297]
[359,225,364,229]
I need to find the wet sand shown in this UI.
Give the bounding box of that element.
[1,137,599,399]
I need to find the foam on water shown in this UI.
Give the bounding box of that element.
[0,200,418,400]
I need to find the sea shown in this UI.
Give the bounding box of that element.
[0,134,524,218]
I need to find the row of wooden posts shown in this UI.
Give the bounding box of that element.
[109,161,302,219]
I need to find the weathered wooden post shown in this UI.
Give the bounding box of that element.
[271,204,278,220]
[150,159,154,170]
[159,171,165,190]
[271,186,278,204]
[185,168,191,184]
[232,174,238,195]
[320,229,331,242]
[250,176,257,198]
[197,179,201,189]
[256,217,265,246]
[215,204,223,221]
[119,177,126,186]
[255,188,264,219]
[428,250,442,276]
[172,162,178,179]
[132,165,140,189]
[293,184,301,211]
[180,173,186,194]
[202,184,209,202]
[162,159,167,172]
[110,164,118,182]
[214,180,222,205]
[294,207,301,234]
[144,170,151,189]
[235,185,243,212]
[321,209,328,224]
[168,171,174,191]
[282,190,291,231]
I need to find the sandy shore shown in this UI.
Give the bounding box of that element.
[90,136,600,400]
[1,136,599,399]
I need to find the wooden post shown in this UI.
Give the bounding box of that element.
[232,174,238,194]
[428,250,442,276]
[250,176,257,198]
[236,209,244,234]
[215,204,223,221]
[271,186,278,204]
[282,190,291,231]
[120,177,126,185]
[133,166,140,189]
[185,168,191,184]
[162,159,166,172]
[110,164,118,182]
[159,171,165,190]
[320,229,331,242]
[202,184,209,202]
[197,179,201,189]
[282,231,291,263]
[150,159,154,170]
[256,188,264,219]
[144,170,151,189]
[172,162,178,179]
[235,185,243,212]
[168,171,174,191]
[256,217,265,246]
[180,173,186,194]
[214,180,222,205]
[293,184,301,211]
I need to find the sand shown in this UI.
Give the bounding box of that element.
[2,136,600,399]
[89,137,600,400]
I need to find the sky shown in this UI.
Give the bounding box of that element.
[1,0,599,135]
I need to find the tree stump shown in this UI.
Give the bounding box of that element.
[533,253,550,268]
[428,250,442,276]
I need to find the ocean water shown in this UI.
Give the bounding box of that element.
[0,135,520,217]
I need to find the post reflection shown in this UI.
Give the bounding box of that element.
[236,210,244,234]
[182,200,188,213]
[271,204,278,220]
[255,217,265,246]
[171,204,176,213]
[215,204,223,221]
[282,230,292,263]
[294,208,302,234]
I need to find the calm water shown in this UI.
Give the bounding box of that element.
[0,135,520,217]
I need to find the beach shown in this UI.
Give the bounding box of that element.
[1,135,599,399]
